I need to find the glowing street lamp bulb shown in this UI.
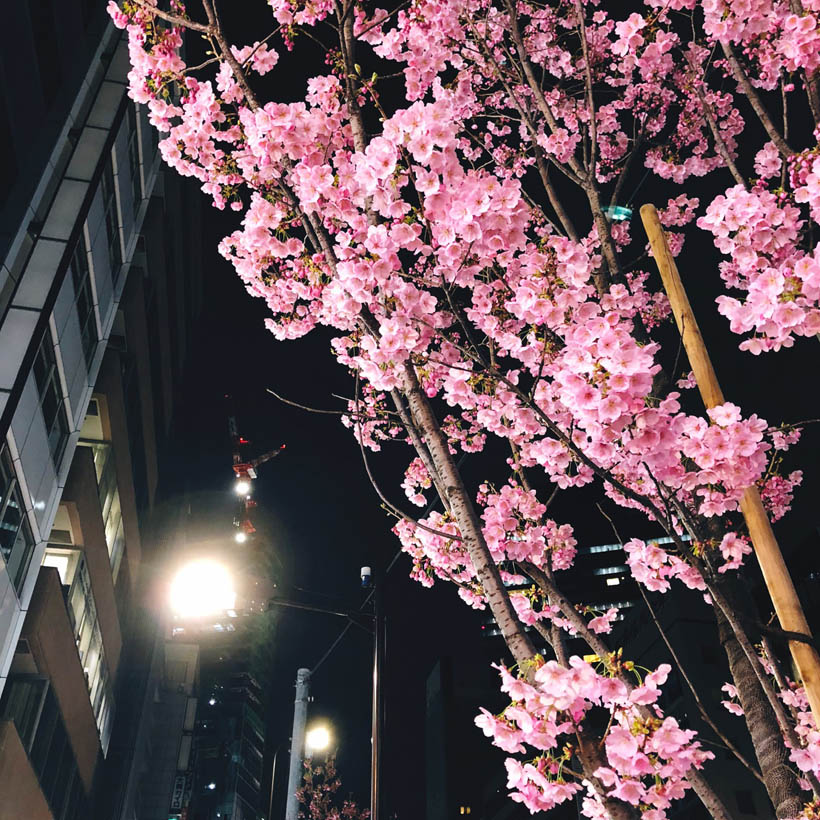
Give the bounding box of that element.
[234,531,247,544]
[234,479,251,496]
[170,560,236,618]
[306,726,331,752]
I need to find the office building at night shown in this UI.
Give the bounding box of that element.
[0,5,204,818]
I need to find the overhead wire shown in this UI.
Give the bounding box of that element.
[310,453,468,674]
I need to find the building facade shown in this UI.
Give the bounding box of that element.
[188,650,267,820]
[0,5,204,819]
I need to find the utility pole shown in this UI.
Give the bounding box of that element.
[285,668,311,820]
[268,574,386,820]
[370,574,385,820]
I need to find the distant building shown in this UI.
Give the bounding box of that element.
[425,654,576,820]
[0,7,204,819]
[479,538,643,642]
[188,648,267,820]
[131,641,201,820]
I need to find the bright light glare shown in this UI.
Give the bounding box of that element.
[234,531,247,544]
[234,479,251,496]
[306,725,331,752]
[170,560,236,617]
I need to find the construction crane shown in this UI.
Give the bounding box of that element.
[227,402,285,543]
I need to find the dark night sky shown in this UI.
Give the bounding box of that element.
[164,5,820,817]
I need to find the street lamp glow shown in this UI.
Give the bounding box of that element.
[170,560,236,617]
[234,530,247,544]
[234,478,251,496]
[306,725,331,752]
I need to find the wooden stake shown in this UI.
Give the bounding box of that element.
[640,203,820,726]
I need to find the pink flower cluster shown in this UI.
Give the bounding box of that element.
[480,483,577,570]
[624,538,706,593]
[477,661,713,817]
[784,685,820,782]
[699,185,820,352]
[401,457,432,507]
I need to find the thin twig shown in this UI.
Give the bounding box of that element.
[637,585,765,783]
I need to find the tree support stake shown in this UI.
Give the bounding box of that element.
[640,203,820,728]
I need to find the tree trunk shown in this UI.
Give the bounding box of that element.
[715,605,804,818]
[399,366,742,820]
[575,728,641,820]
[399,363,537,664]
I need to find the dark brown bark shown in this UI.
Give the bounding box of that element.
[715,604,804,818]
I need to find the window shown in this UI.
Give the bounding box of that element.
[42,546,81,588]
[66,555,114,752]
[33,333,69,466]
[127,105,142,217]
[0,444,36,595]
[90,443,124,581]
[100,156,122,284]
[71,236,97,368]
[0,676,47,750]
[1,678,89,820]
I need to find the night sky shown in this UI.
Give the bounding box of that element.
[163,3,820,817]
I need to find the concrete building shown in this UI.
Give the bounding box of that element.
[0,5,204,819]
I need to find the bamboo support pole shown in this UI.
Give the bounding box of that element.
[640,203,820,726]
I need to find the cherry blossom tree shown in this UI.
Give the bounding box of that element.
[109,0,820,817]
[297,757,369,820]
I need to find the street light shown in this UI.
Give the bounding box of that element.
[305,725,331,755]
[170,560,236,618]
[234,530,248,544]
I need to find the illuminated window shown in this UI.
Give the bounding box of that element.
[66,555,114,751]
[42,547,81,587]
[90,443,125,581]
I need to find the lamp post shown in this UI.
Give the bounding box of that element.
[284,668,311,820]
[268,571,385,820]
[267,719,333,820]
[370,572,384,820]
